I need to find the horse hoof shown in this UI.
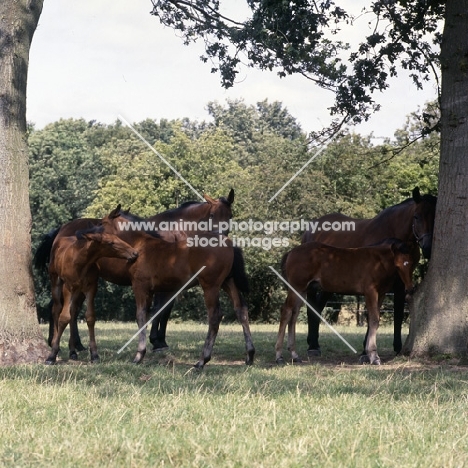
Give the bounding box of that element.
[151,345,169,353]
[91,355,100,364]
[276,357,286,366]
[69,352,78,361]
[359,355,371,365]
[44,358,56,365]
[193,361,204,370]
[245,350,255,366]
[307,348,321,357]
[292,357,303,364]
[371,358,381,365]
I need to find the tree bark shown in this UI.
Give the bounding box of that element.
[403,0,468,358]
[0,0,48,364]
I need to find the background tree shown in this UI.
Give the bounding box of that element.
[150,0,467,358]
[0,0,48,364]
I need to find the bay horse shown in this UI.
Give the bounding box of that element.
[276,239,416,365]
[34,190,235,351]
[302,187,436,356]
[100,206,254,368]
[45,226,139,364]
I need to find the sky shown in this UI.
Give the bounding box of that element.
[27,0,439,140]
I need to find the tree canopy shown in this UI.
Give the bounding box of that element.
[150,0,443,132]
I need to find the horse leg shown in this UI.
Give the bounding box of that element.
[47,299,54,347]
[46,277,63,363]
[194,288,222,369]
[306,287,330,357]
[149,292,175,352]
[132,288,152,364]
[83,283,100,363]
[68,292,85,360]
[361,290,382,365]
[275,291,296,365]
[70,293,86,352]
[222,279,255,365]
[287,295,304,363]
[46,285,72,364]
[393,278,406,354]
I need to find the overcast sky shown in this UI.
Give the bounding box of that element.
[27,0,438,139]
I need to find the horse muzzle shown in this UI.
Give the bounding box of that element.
[127,251,139,263]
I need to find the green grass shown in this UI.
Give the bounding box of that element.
[1,322,467,467]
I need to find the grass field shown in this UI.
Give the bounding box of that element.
[0,321,467,467]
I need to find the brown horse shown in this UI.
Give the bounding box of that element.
[100,206,254,368]
[302,187,436,356]
[45,226,139,365]
[276,239,416,365]
[34,190,235,351]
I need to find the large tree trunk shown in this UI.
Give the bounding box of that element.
[0,0,48,364]
[403,0,468,358]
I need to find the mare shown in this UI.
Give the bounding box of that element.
[276,239,416,365]
[302,187,437,356]
[45,226,139,364]
[34,190,235,352]
[100,206,255,368]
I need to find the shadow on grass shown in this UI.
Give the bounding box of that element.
[0,322,464,401]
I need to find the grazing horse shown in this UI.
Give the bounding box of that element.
[34,190,235,351]
[276,240,415,365]
[302,187,436,356]
[100,206,255,368]
[45,226,139,365]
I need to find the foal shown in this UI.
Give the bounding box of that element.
[46,227,138,364]
[276,240,415,365]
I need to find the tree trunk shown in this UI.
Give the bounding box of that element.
[0,0,48,364]
[403,0,468,358]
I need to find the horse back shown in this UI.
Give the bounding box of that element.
[286,242,398,296]
[301,209,412,247]
[129,233,233,291]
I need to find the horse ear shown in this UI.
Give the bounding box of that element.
[412,187,422,203]
[203,194,216,205]
[108,204,122,219]
[227,188,235,205]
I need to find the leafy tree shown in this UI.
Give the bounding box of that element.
[29,119,106,240]
[151,1,467,358]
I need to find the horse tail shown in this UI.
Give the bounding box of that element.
[230,247,250,294]
[280,251,290,281]
[34,228,60,271]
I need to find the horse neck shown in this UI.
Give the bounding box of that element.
[368,201,416,242]
[149,203,210,223]
[74,241,103,266]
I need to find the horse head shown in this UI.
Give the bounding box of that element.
[203,189,234,234]
[412,187,437,259]
[390,241,416,300]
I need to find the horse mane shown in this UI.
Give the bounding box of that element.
[376,198,412,216]
[114,209,162,238]
[218,197,231,206]
[368,237,411,253]
[420,193,437,205]
[374,192,437,224]
[75,224,104,240]
[178,200,202,208]
[118,209,145,222]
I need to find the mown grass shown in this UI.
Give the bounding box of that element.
[1,321,467,467]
